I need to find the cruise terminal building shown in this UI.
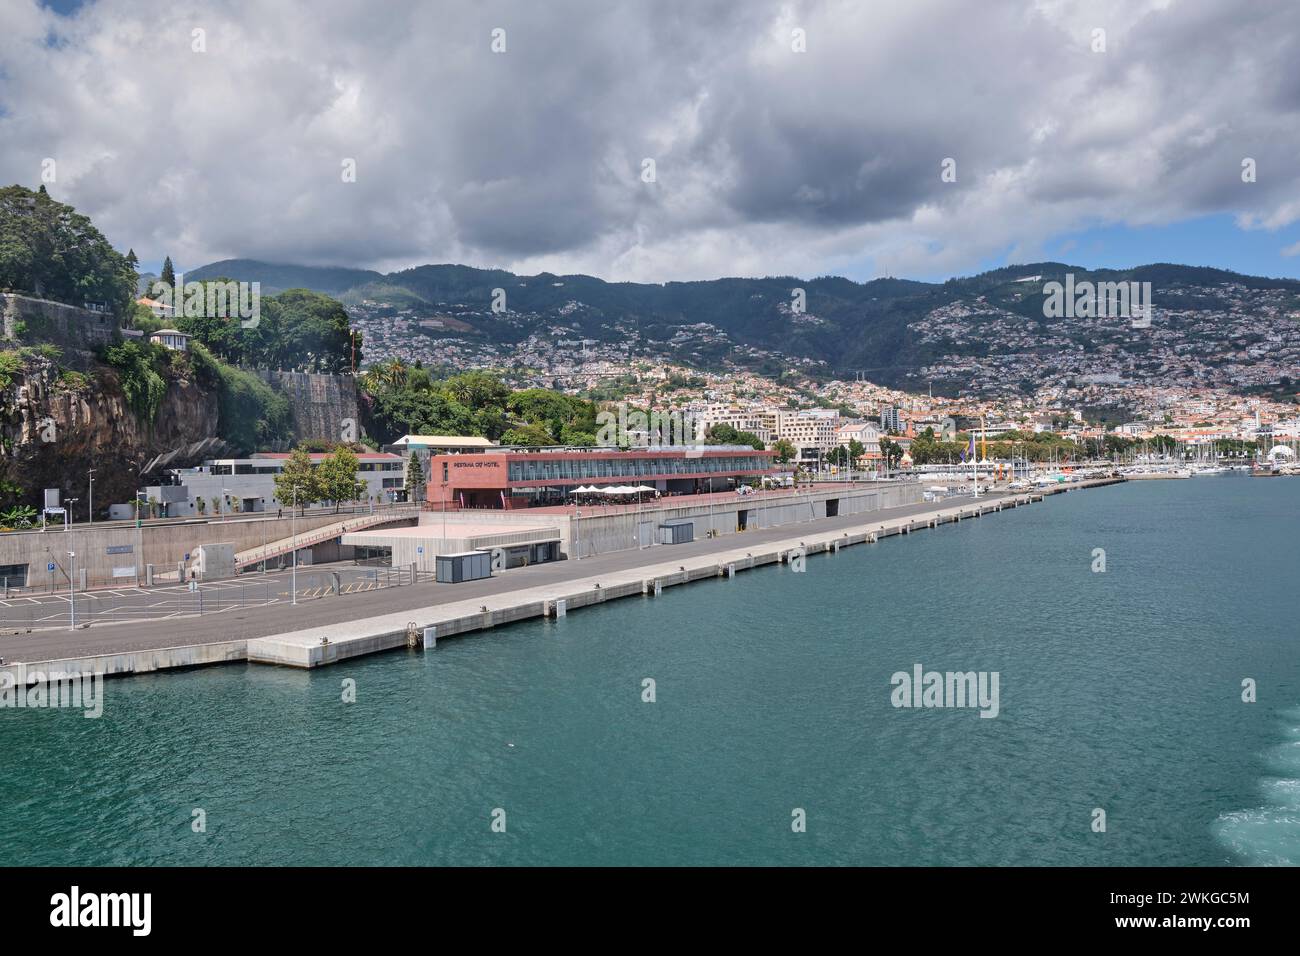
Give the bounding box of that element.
[424,445,779,509]
[344,444,922,568]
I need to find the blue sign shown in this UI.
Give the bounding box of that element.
[46,562,55,571]
[416,546,424,555]
[184,553,190,561]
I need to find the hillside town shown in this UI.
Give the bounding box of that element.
[346,294,1299,467]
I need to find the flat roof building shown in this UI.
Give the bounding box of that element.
[390,434,498,454]
[426,445,778,509]
[132,451,406,517]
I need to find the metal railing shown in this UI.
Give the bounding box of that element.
[234,506,419,568]
[0,565,427,632]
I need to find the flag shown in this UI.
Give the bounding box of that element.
[962,434,974,461]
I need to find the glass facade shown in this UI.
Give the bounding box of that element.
[507,454,770,483]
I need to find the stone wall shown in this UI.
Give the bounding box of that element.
[256,370,359,444]
[1,293,120,365]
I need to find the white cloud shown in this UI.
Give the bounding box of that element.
[3,0,1299,281]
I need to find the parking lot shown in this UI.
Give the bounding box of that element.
[0,563,423,632]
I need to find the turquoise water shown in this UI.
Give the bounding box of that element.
[1,477,1296,866]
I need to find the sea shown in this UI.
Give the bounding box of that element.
[1,475,1296,866]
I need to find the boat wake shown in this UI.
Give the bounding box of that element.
[1213,707,1300,866]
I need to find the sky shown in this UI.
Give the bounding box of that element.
[4,0,1300,283]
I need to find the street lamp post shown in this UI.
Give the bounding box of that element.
[65,499,78,530]
[87,468,95,524]
[67,551,75,631]
[291,483,298,605]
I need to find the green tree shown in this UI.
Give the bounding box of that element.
[501,422,555,446]
[772,438,797,463]
[317,446,362,512]
[405,451,425,502]
[706,423,766,450]
[0,185,137,316]
[274,448,320,513]
[177,286,357,373]
[160,256,176,290]
[880,438,903,467]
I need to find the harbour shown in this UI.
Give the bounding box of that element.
[0,478,1118,682]
[0,474,1292,867]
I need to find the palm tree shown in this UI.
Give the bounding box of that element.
[370,358,409,390]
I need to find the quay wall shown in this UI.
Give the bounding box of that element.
[0,512,368,591]
[3,479,1122,680]
[248,484,1095,669]
[420,482,923,559]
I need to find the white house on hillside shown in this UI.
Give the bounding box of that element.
[149,328,189,351]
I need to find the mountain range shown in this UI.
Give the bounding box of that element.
[186,258,1300,400]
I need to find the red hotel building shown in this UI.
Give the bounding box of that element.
[425,446,779,509]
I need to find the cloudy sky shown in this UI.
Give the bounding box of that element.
[4,0,1300,283]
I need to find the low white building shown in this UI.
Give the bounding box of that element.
[133,451,407,517]
[149,328,189,351]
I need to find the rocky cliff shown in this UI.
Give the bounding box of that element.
[0,355,218,514]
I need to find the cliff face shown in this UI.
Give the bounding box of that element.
[0,357,218,513]
[256,369,359,444]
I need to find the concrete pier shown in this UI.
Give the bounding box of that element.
[0,478,1121,682]
[245,480,1115,669]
